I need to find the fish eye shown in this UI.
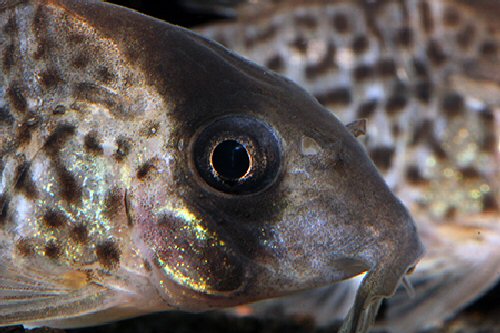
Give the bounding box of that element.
[192,116,281,195]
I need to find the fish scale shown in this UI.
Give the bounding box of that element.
[197,0,500,331]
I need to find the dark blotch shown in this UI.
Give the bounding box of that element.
[315,87,352,106]
[394,26,413,48]
[294,14,318,29]
[443,6,460,26]
[369,146,395,171]
[115,136,131,161]
[96,240,121,270]
[0,195,9,226]
[3,44,15,72]
[72,53,90,69]
[289,35,308,54]
[44,124,76,153]
[332,13,350,34]
[7,85,27,113]
[57,166,81,204]
[415,81,433,103]
[353,64,374,81]
[385,94,408,115]
[376,58,397,77]
[406,165,428,185]
[357,100,377,118]
[103,188,122,219]
[265,54,285,72]
[16,238,35,257]
[137,161,156,180]
[456,24,475,49]
[70,224,88,243]
[411,119,434,145]
[352,35,369,55]
[459,166,480,179]
[426,40,447,66]
[413,58,429,78]
[419,1,434,34]
[305,42,337,79]
[479,40,498,58]
[441,93,464,117]
[482,193,499,212]
[0,106,14,124]
[45,241,61,259]
[53,105,66,115]
[84,131,103,154]
[14,162,37,199]
[96,66,115,84]
[479,108,497,153]
[43,210,66,228]
[40,68,62,88]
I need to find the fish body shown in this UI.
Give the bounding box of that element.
[0,1,422,332]
[197,0,500,331]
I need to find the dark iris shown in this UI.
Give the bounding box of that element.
[211,140,250,180]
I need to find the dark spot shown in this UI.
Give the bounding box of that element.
[96,240,121,270]
[3,44,15,72]
[294,14,318,29]
[394,26,413,48]
[53,105,66,115]
[413,58,429,78]
[432,142,448,160]
[479,40,498,58]
[456,24,475,49]
[44,124,76,154]
[426,40,447,66]
[14,162,37,199]
[357,100,377,118]
[411,119,434,145]
[289,35,308,54]
[33,5,47,34]
[441,93,464,117]
[376,58,397,77]
[7,85,27,113]
[415,81,433,103]
[443,6,460,26]
[0,196,9,226]
[70,224,88,243]
[115,136,131,161]
[265,54,285,72]
[33,38,49,60]
[43,210,66,228]
[244,24,277,48]
[143,259,152,272]
[479,108,497,153]
[369,146,395,171]
[16,123,33,146]
[96,66,115,84]
[419,1,434,34]
[352,35,369,55]
[0,106,14,124]
[305,42,337,79]
[67,33,86,45]
[392,123,401,137]
[385,94,408,115]
[39,68,62,88]
[57,166,81,204]
[72,53,90,69]
[332,13,350,34]
[406,165,428,185]
[16,238,35,257]
[139,121,160,138]
[84,131,103,154]
[45,241,61,259]
[444,206,457,220]
[137,161,156,180]
[3,16,17,34]
[353,64,374,81]
[103,188,122,219]
[459,166,480,179]
[314,87,352,106]
[482,193,499,212]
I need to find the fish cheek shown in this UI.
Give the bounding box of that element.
[144,212,245,303]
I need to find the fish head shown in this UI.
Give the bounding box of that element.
[122,29,422,312]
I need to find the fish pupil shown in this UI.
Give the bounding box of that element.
[211,140,250,180]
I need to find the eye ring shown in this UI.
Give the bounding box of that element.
[190,116,282,195]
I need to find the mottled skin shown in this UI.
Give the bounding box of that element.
[197,0,500,331]
[0,0,422,332]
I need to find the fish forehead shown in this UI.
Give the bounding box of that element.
[198,0,500,225]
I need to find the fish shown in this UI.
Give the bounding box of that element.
[196,0,500,331]
[0,1,423,332]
